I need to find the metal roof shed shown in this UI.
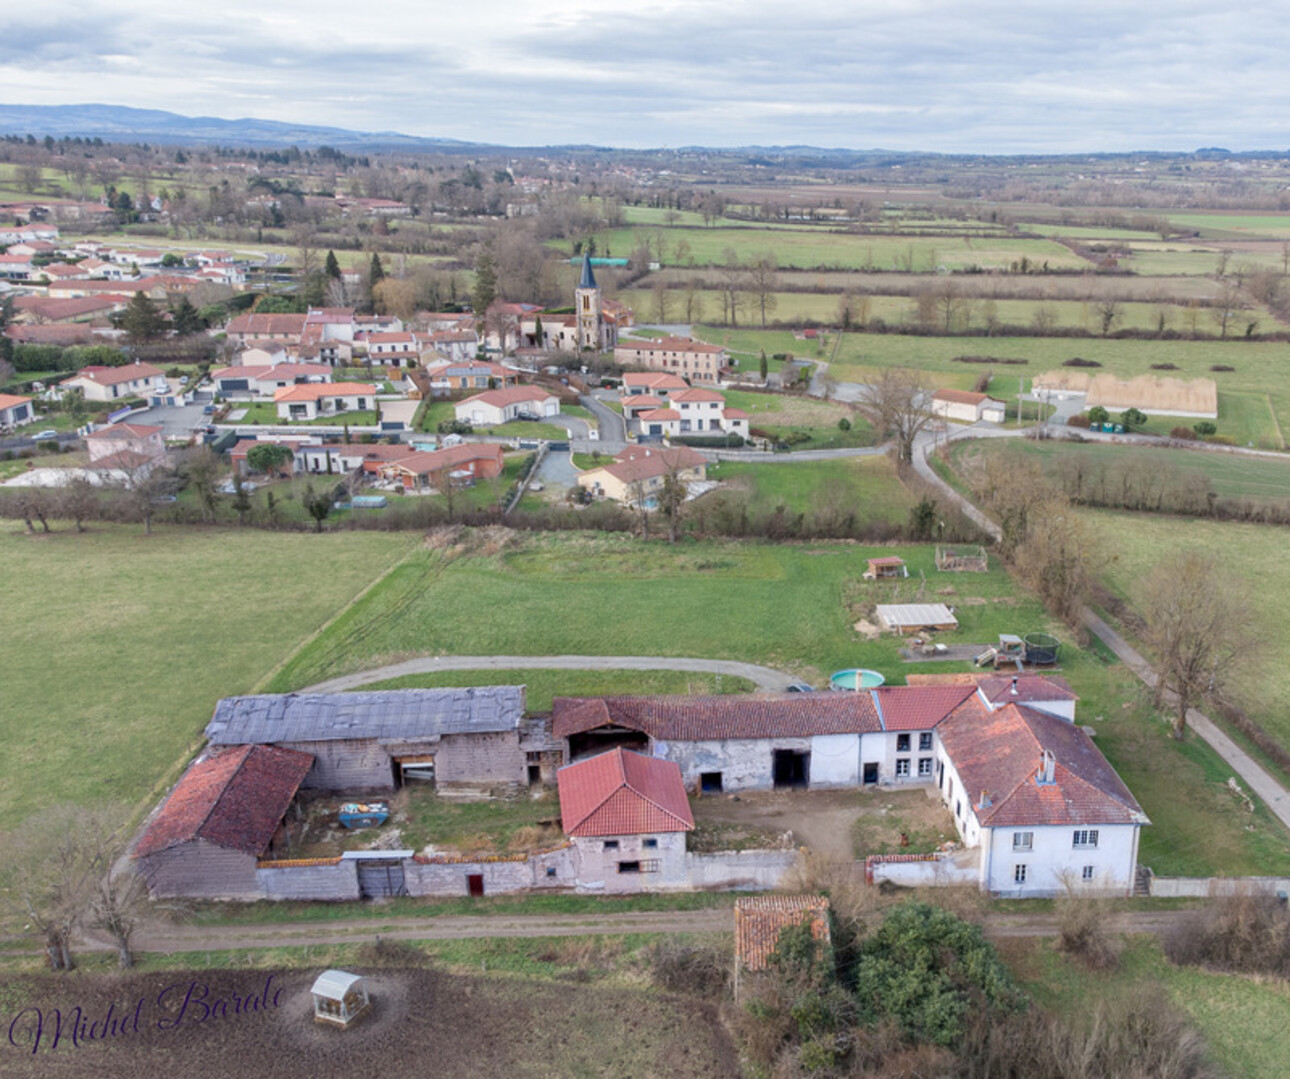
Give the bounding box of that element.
[875,603,959,634]
[311,969,370,1027]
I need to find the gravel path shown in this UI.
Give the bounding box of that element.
[302,655,797,693]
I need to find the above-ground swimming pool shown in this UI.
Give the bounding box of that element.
[830,668,886,691]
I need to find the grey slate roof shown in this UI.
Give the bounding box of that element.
[205,687,525,746]
[579,252,597,290]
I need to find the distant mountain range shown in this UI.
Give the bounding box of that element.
[0,103,489,153]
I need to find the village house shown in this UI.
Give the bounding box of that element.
[363,442,507,492]
[212,363,332,398]
[61,361,167,402]
[274,382,378,421]
[553,674,1145,897]
[13,294,130,324]
[0,393,35,429]
[614,336,729,383]
[426,329,480,364]
[623,385,749,439]
[0,253,35,280]
[226,312,309,347]
[931,389,1007,424]
[557,748,695,892]
[415,358,515,397]
[454,385,560,426]
[84,421,167,478]
[575,445,707,505]
[621,371,690,398]
[358,330,423,368]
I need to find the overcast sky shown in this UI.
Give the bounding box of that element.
[2,1,1287,152]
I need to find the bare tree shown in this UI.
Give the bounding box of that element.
[60,475,99,532]
[120,461,176,535]
[746,254,779,328]
[182,445,223,523]
[1209,281,1246,339]
[657,463,689,544]
[1093,299,1122,336]
[1140,549,1254,738]
[856,368,934,463]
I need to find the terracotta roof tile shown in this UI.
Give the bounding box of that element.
[874,684,977,731]
[557,748,694,837]
[735,895,831,972]
[134,745,313,858]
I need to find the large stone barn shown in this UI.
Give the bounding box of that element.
[133,744,314,899]
[204,687,530,792]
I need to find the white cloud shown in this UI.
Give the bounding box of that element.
[2,1,1290,150]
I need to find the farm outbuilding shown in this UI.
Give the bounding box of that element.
[875,604,959,634]
[734,895,832,999]
[204,687,531,793]
[311,970,370,1027]
[936,545,988,572]
[863,556,908,580]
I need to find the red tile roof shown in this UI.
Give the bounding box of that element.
[134,745,313,858]
[0,393,32,410]
[874,684,977,731]
[937,700,1146,828]
[670,387,726,403]
[735,895,831,972]
[274,381,376,403]
[622,372,689,390]
[933,388,998,405]
[977,674,1078,705]
[65,363,164,387]
[638,408,680,421]
[457,385,557,408]
[84,421,163,439]
[227,313,309,336]
[552,693,882,741]
[557,748,694,837]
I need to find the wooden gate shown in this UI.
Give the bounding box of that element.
[357,860,408,898]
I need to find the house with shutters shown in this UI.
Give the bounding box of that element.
[614,336,729,383]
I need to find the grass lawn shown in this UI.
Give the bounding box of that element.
[0,525,415,822]
[264,529,1290,877]
[946,437,1290,504]
[1002,934,1290,1079]
[416,399,567,440]
[231,401,380,427]
[720,388,875,449]
[703,455,915,521]
[1082,510,1290,751]
[697,328,1290,449]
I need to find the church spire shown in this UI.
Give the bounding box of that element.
[579,251,598,289]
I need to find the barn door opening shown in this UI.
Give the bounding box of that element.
[863,762,879,785]
[467,873,485,898]
[773,750,810,790]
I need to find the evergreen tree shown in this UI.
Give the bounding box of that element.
[324,250,342,279]
[472,248,498,313]
[369,252,385,287]
[120,292,165,344]
[170,297,204,336]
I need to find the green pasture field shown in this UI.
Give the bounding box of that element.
[230,402,379,426]
[265,530,1290,877]
[623,289,1265,336]
[1166,212,1290,238]
[1122,243,1285,275]
[1082,510,1290,750]
[945,437,1290,504]
[702,456,914,519]
[1005,934,1290,1079]
[0,526,416,821]
[718,388,874,447]
[1017,222,1165,241]
[704,329,1290,449]
[566,226,1087,271]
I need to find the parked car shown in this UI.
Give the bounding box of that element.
[32,429,58,440]
[785,682,815,693]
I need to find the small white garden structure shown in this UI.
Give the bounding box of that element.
[311,969,371,1027]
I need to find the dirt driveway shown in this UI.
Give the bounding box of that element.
[691,786,955,860]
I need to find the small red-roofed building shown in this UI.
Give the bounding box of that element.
[134,745,314,899]
[575,445,706,505]
[62,361,167,402]
[931,388,1007,424]
[734,895,832,997]
[557,747,694,892]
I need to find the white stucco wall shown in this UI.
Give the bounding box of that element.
[572,831,689,893]
[981,822,1140,897]
[808,734,861,786]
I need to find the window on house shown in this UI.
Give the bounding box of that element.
[643,838,658,850]
[618,861,640,874]
[1072,829,1099,849]
[1013,832,1033,851]
[1014,864,1028,884]
[1082,865,1095,882]
[955,800,962,818]
[603,840,619,851]
[918,732,933,751]
[546,866,558,878]
[895,759,910,777]
[896,734,911,752]
[918,758,933,777]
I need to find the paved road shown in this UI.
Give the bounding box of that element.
[60,906,1193,958]
[302,654,798,694]
[579,392,626,443]
[911,428,1290,832]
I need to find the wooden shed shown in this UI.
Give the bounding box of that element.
[863,556,908,581]
[311,970,370,1027]
[875,603,959,634]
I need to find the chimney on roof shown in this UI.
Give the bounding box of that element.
[1038,748,1055,784]
[979,789,992,808]
[1011,676,1018,695]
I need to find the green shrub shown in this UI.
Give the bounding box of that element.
[1193,421,1217,436]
